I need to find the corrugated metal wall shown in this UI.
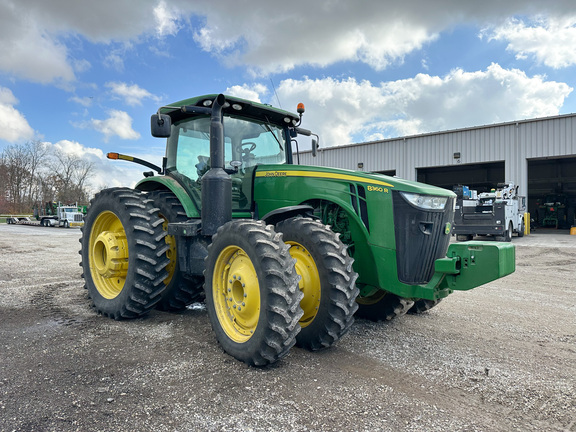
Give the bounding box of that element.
[297,113,576,197]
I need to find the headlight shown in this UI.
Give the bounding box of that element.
[400,192,447,210]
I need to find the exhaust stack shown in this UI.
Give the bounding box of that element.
[201,94,232,236]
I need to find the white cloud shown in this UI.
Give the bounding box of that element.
[0,2,75,83]
[79,110,141,142]
[0,1,158,83]
[191,3,438,74]
[106,82,160,106]
[46,139,151,191]
[52,139,104,159]
[73,59,92,74]
[0,87,35,143]
[483,16,576,69]
[69,96,94,108]
[273,64,572,146]
[225,84,268,103]
[2,1,576,84]
[104,53,125,72]
[154,0,181,37]
[186,0,576,75]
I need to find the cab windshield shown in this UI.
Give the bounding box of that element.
[171,114,287,181]
[167,114,288,211]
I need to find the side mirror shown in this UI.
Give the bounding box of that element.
[312,138,318,157]
[294,127,311,136]
[151,114,172,138]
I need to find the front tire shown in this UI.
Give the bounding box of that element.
[80,188,170,320]
[504,222,513,242]
[148,190,204,311]
[275,217,359,351]
[204,220,303,366]
[517,220,525,237]
[355,290,414,321]
[495,222,513,242]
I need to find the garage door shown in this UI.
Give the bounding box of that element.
[416,161,505,193]
[528,157,576,227]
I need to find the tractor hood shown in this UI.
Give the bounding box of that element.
[255,165,456,198]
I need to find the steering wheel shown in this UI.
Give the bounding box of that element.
[240,142,256,162]
[241,142,256,153]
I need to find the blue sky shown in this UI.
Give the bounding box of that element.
[1,0,575,190]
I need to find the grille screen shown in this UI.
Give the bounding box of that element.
[392,191,454,284]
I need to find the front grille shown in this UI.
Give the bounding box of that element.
[392,191,454,284]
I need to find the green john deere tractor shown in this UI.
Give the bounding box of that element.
[80,93,515,366]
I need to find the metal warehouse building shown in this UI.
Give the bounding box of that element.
[298,113,576,219]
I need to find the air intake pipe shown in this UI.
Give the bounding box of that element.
[201,94,232,236]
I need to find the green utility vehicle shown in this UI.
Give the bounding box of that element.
[80,94,515,366]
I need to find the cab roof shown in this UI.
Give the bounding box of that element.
[161,94,301,127]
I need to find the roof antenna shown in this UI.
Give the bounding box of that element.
[270,78,282,109]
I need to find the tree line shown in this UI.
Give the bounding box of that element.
[0,141,94,214]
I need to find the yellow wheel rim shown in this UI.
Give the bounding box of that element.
[159,214,177,286]
[356,290,386,306]
[213,246,261,343]
[89,211,129,299]
[287,242,321,328]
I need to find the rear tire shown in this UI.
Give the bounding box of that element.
[204,220,303,366]
[80,188,170,320]
[275,217,359,351]
[148,190,204,311]
[407,298,443,314]
[355,290,414,321]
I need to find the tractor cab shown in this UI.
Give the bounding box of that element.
[165,108,290,211]
[143,94,316,218]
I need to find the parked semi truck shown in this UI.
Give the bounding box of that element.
[34,202,85,227]
[453,183,526,241]
[7,202,84,227]
[80,94,516,366]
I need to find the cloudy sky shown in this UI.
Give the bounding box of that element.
[1,0,575,190]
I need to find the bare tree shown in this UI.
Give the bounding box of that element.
[0,160,9,213]
[25,141,50,208]
[50,149,94,204]
[72,158,94,202]
[1,141,95,213]
[1,143,31,213]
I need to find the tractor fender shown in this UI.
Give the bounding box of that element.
[136,177,200,218]
[261,205,316,226]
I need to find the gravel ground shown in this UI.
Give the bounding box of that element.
[0,224,575,432]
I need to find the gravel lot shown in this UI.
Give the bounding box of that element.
[0,224,575,432]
